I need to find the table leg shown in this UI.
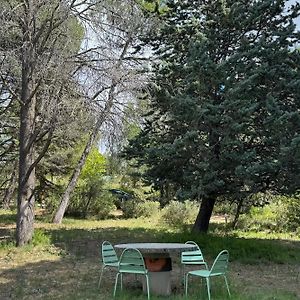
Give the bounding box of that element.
[142,253,172,296]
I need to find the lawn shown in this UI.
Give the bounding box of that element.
[0,210,300,299]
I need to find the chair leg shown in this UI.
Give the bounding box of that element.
[181,264,185,287]
[120,273,123,291]
[185,273,189,296]
[224,275,231,297]
[98,265,105,288]
[206,278,211,300]
[113,273,120,297]
[145,274,150,300]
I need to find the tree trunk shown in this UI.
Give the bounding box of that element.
[52,34,133,224]
[16,83,37,246]
[232,197,243,229]
[16,0,36,246]
[2,160,18,209]
[192,196,216,233]
[52,125,98,223]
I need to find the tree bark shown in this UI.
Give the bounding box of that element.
[16,0,36,246]
[52,122,99,223]
[232,197,243,229]
[192,196,216,233]
[2,160,18,209]
[16,81,37,246]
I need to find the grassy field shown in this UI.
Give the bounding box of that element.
[0,210,300,299]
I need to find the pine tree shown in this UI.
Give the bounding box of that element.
[126,0,300,232]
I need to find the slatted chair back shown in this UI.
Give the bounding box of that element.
[210,250,229,276]
[119,248,147,274]
[114,248,150,299]
[102,241,119,266]
[181,241,206,265]
[185,249,231,300]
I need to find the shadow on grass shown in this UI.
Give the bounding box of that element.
[0,254,114,299]
[1,221,300,300]
[0,242,299,300]
[37,225,300,265]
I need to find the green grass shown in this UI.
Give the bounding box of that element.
[0,210,300,299]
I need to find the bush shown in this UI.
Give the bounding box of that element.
[67,188,115,219]
[135,201,160,218]
[278,196,300,232]
[237,205,278,232]
[93,191,116,220]
[236,195,300,233]
[121,199,139,218]
[161,200,199,229]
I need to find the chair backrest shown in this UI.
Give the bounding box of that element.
[101,241,118,265]
[181,241,205,264]
[209,250,229,276]
[119,248,147,274]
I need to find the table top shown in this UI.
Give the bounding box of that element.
[114,242,197,253]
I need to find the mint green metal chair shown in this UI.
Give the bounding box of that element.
[181,241,208,288]
[98,241,119,288]
[185,249,231,300]
[113,248,150,300]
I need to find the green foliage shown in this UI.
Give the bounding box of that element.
[92,190,116,220]
[80,148,106,180]
[161,200,199,229]
[121,199,140,218]
[68,187,115,220]
[237,205,279,232]
[236,195,300,233]
[121,198,160,218]
[66,148,115,219]
[282,196,300,232]
[31,229,51,246]
[135,200,160,217]
[126,0,300,232]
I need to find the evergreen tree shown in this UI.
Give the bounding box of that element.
[126,0,300,232]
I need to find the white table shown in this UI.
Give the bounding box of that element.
[114,242,197,296]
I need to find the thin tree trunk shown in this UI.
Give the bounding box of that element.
[52,121,101,223]
[232,197,243,229]
[16,0,36,246]
[192,196,216,233]
[83,192,93,218]
[52,92,115,224]
[52,34,133,224]
[2,160,18,209]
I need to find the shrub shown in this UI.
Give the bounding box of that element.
[237,205,278,232]
[121,199,139,218]
[236,195,300,233]
[277,195,300,232]
[161,200,199,229]
[135,201,160,218]
[93,191,116,220]
[67,188,115,219]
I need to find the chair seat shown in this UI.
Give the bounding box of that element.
[119,269,148,274]
[189,269,210,277]
[186,250,231,300]
[106,262,119,267]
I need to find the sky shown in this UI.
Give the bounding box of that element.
[286,0,300,28]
